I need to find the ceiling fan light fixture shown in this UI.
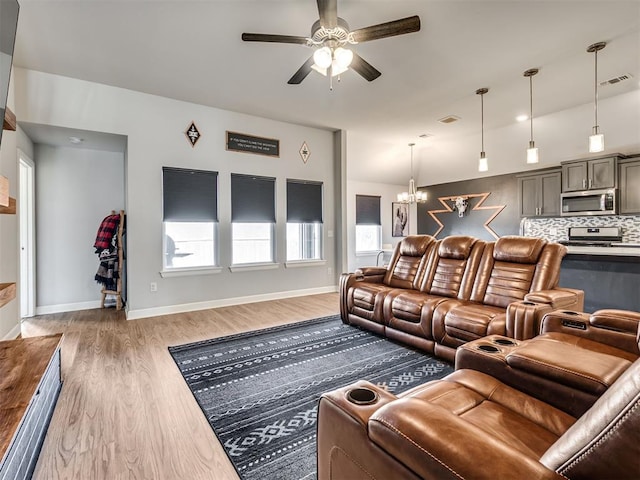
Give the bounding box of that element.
[333,47,353,69]
[313,46,332,69]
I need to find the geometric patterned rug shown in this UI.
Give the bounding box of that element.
[168,315,453,480]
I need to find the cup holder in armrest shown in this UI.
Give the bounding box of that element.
[347,387,379,405]
[521,301,536,306]
[561,311,580,316]
[477,344,500,353]
[493,338,516,346]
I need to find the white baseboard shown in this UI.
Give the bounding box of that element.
[126,285,338,321]
[2,322,22,340]
[36,300,103,316]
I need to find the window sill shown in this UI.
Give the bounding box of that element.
[285,259,326,268]
[229,262,280,273]
[356,251,382,257]
[160,266,223,278]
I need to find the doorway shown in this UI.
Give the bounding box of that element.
[19,151,35,318]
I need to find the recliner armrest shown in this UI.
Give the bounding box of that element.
[368,399,563,480]
[356,266,387,278]
[540,310,640,356]
[525,287,584,311]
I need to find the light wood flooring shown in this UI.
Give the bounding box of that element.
[20,292,339,480]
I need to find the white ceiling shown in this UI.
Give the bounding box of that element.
[12,0,640,185]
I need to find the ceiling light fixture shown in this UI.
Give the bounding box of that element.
[476,87,489,172]
[524,68,539,164]
[587,41,606,153]
[516,114,528,122]
[68,136,84,144]
[397,143,427,204]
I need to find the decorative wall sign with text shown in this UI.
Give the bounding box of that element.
[185,122,201,147]
[299,141,310,163]
[226,131,280,157]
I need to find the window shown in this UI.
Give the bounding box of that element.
[355,194,381,253]
[162,167,218,270]
[231,173,276,265]
[286,179,323,261]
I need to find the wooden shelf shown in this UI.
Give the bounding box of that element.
[0,283,16,309]
[2,107,16,132]
[0,197,16,215]
[0,176,8,207]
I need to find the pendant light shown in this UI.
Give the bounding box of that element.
[397,143,427,204]
[476,88,489,172]
[524,68,539,164]
[587,41,606,153]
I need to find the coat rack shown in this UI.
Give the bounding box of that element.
[100,210,125,310]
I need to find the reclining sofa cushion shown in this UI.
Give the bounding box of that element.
[343,235,435,330]
[540,358,640,479]
[318,359,640,480]
[437,237,567,349]
[382,236,485,352]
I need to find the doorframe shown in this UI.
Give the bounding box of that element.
[18,150,36,318]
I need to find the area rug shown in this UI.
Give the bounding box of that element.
[169,315,453,480]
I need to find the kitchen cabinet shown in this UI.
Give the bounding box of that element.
[517,169,561,217]
[619,157,640,214]
[562,156,617,192]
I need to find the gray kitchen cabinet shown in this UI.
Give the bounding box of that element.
[562,156,617,192]
[517,169,561,217]
[619,157,640,214]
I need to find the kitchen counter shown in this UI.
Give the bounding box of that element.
[565,245,640,257]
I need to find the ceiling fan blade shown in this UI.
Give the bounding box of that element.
[350,53,382,82]
[288,57,315,84]
[242,33,308,45]
[317,0,338,28]
[350,15,421,43]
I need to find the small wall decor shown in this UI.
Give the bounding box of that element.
[453,196,469,217]
[226,131,280,157]
[299,141,310,163]
[392,202,409,237]
[428,192,505,239]
[185,121,201,147]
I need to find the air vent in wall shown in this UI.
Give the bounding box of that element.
[600,73,633,87]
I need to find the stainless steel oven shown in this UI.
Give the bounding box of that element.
[560,188,616,216]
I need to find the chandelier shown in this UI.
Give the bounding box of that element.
[397,143,427,204]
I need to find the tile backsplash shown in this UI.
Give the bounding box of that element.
[521,215,640,243]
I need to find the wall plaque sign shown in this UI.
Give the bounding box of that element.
[185,122,201,147]
[226,131,280,157]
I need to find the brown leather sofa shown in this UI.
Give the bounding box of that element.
[340,235,584,362]
[317,309,640,480]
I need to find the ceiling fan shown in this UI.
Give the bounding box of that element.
[241,0,421,85]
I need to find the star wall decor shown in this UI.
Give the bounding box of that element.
[185,121,201,147]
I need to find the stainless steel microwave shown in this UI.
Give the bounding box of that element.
[560,188,617,216]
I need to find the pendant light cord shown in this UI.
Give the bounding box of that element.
[594,48,598,128]
[529,74,534,142]
[481,93,485,151]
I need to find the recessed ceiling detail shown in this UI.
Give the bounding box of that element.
[438,115,461,124]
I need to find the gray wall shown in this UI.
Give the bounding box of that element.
[34,144,125,309]
[417,173,520,240]
[17,68,339,319]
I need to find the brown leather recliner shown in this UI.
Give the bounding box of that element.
[317,359,640,480]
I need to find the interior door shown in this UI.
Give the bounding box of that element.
[19,152,35,318]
